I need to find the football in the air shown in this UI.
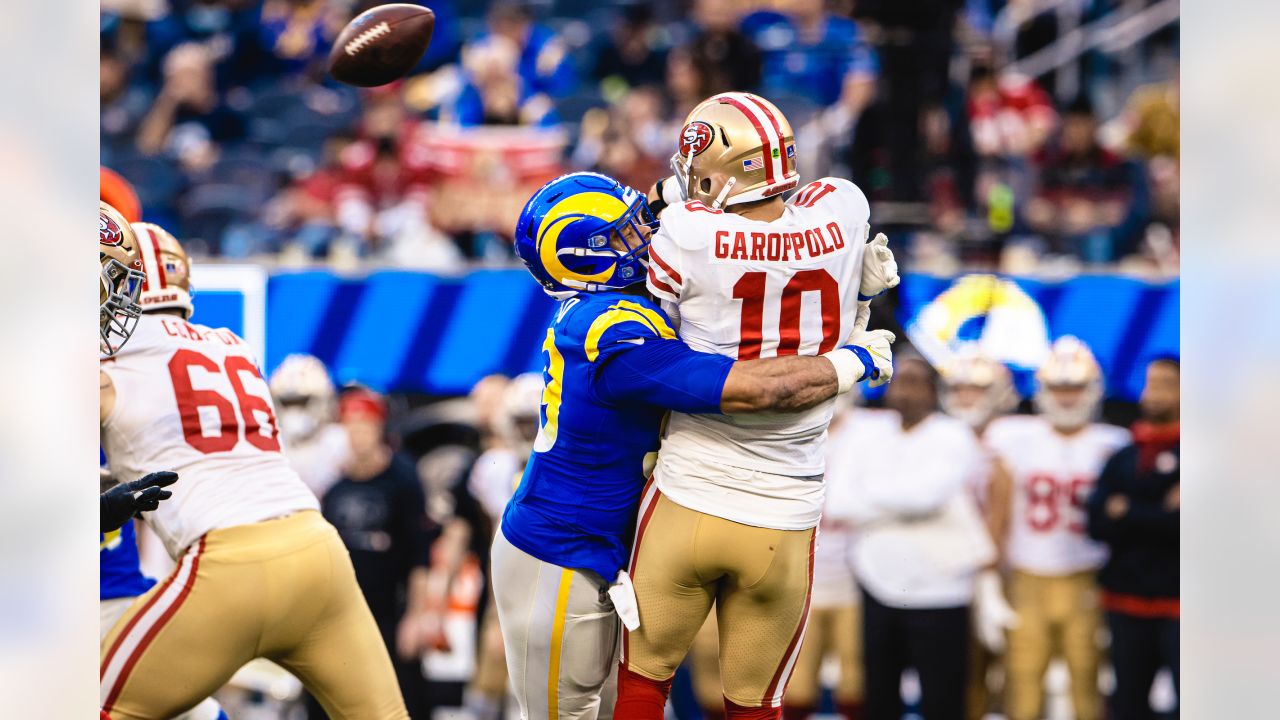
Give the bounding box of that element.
[328,3,435,88]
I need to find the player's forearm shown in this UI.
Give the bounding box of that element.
[720,356,839,414]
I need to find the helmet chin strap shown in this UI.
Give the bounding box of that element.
[711,176,737,209]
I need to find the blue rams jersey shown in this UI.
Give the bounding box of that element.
[101,521,154,601]
[500,291,724,581]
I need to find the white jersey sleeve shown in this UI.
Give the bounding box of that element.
[101,315,319,558]
[985,415,1131,575]
[650,179,871,530]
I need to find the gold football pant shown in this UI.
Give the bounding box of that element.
[623,491,815,708]
[689,613,723,714]
[100,511,408,720]
[1004,570,1102,720]
[786,605,863,708]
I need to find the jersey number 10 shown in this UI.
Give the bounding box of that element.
[167,349,281,454]
[732,269,841,360]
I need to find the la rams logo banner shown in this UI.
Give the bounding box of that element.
[191,268,1178,401]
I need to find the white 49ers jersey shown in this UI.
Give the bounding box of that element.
[101,315,319,558]
[984,415,1130,575]
[647,177,869,530]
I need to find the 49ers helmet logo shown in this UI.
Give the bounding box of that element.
[679,121,715,157]
[100,214,125,247]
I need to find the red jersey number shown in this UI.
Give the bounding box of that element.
[792,181,837,208]
[1024,474,1091,533]
[733,269,841,359]
[167,349,282,454]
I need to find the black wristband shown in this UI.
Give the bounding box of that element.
[650,178,669,217]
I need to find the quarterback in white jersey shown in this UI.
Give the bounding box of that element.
[99,223,408,720]
[646,175,873,527]
[983,337,1130,720]
[615,92,898,720]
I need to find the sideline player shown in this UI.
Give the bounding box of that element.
[939,350,1021,720]
[614,92,898,719]
[984,337,1130,720]
[99,222,408,719]
[268,352,350,499]
[494,171,894,720]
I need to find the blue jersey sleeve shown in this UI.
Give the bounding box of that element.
[592,338,732,414]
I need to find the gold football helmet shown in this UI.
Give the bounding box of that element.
[100,201,145,356]
[671,91,800,209]
[132,222,194,318]
[940,348,1018,430]
[1034,336,1104,430]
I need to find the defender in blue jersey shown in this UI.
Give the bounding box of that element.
[490,172,890,720]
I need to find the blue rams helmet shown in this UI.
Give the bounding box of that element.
[515,172,657,298]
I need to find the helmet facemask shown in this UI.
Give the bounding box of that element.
[553,191,658,292]
[1034,336,1104,431]
[100,253,144,356]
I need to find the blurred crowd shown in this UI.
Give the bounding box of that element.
[101,0,1179,275]
[188,338,1178,720]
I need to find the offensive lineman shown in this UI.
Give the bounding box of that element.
[495,171,893,720]
[984,337,1130,720]
[614,92,898,719]
[99,222,408,719]
[99,204,223,720]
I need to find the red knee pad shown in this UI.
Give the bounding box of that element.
[725,698,781,720]
[612,664,673,720]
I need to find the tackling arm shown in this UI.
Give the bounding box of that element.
[719,355,839,414]
[594,335,892,416]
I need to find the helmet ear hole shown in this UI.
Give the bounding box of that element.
[699,177,712,193]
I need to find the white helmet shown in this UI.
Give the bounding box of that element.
[1034,336,1103,431]
[269,354,336,444]
[940,348,1018,430]
[494,372,543,457]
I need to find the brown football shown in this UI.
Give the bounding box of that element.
[328,4,435,88]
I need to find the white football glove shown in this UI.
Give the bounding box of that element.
[859,232,900,301]
[848,328,895,388]
[973,569,1019,652]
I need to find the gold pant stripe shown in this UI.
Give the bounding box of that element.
[547,567,576,719]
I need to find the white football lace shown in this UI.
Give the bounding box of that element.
[345,22,391,56]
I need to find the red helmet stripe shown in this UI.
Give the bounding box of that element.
[719,95,776,185]
[147,229,168,290]
[744,94,789,177]
[135,226,168,291]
